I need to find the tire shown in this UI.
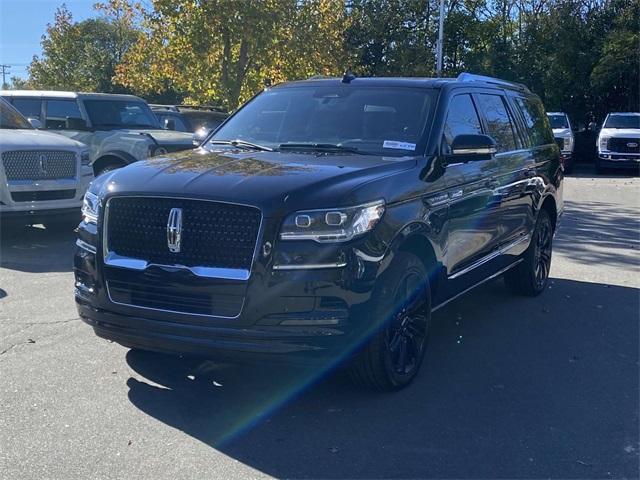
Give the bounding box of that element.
[348,251,431,391]
[95,163,121,177]
[504,208,553,296]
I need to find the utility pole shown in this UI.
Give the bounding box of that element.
[0,64,10,89]
[435,0,445,77]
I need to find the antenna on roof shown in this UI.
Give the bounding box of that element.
[342,69,356,84]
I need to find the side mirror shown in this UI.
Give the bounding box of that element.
[27,117,43,129]
[163,118,176,130]
[449,134,497,162]
[66,117,89,130]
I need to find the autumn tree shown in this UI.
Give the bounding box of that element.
[27,2,140,92]
[115,0,351,109]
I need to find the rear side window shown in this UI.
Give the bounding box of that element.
[157,113,189,132]
[11,98,42,120]
[513,96,554,147]
[45,99,83,129]
[474,94,517,153]
[443,94,483,148]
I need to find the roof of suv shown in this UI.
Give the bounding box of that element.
[274,72,532,93]
[0,90,145,102]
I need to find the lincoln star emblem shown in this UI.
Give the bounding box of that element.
[627,142,638,148]
[38,154,48,174]
[166,208,183,253]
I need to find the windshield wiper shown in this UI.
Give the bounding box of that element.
[278,143,374,155]
[209,139,273,152]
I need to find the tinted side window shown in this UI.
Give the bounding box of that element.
[45,99,83,129]
[443,94,482,147]
[514,96,554,147]
[11,98,42,120]
[157,113,189,132]
[475,94,517,152]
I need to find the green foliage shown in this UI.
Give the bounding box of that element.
[20,0,639,125]
[26,2,140,92]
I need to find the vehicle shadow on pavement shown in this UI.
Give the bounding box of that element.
[0,224,76,273]
[125,277,639,479]
[555,200,640,268]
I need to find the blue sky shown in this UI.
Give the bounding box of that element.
[0,0,96,80]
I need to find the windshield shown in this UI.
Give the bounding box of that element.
[183,111,227,131]
[84,99,159,129]
[0,99,32,129]
[547,114,569,129]
[209,85,434,156]
[604,114,640,129]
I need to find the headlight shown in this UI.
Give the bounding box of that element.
[280,200,385,243]
[599,136,609,151]
[563,137,573,152]
[81,191,100,224]
[80,150,91,166]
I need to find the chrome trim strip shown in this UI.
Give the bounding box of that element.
[103,252,251,281]
[272,261,348,271]
[452,147,497,155]
[448,234,530,280]
[102,195,262,281]
[433,259,523,312]
[105,282,243,319]
[76,238,97,254]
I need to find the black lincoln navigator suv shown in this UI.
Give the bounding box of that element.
[75,73,563,391]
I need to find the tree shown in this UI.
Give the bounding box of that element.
[27,2,140,92]
[115,0,350,109]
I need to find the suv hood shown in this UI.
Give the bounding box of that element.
[599,128,640,138]
[96,147,418,215]
[0,129,86,151]
[552,128,572,138]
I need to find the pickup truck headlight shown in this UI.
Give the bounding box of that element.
[81,191,100,224]
[280,200,385,243]
[80,150,91,166]
[598,136,609,152]
[564,137,573,152]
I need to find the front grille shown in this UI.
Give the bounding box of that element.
[106,197,261,271]
[107,279,244,317]
[11,189,76,202]
[608,138,640,154]
[2,151,77,180]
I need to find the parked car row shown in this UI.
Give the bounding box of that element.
[545,110,640,173]
[0,90,231,228]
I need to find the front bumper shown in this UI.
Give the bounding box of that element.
[597,154,640,170]
[74,224,385,364]
[0,166,93,216]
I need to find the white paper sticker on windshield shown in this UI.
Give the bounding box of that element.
[383,140,416,151]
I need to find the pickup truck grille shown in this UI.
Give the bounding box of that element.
[105,197,261,271]
[608,138,640,154]
[2,150,77,180]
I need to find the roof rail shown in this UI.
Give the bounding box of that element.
[457,72,530,93]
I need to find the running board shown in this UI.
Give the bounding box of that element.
[432,259,523,313]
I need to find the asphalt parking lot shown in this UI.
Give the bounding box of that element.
[1,166,638,480]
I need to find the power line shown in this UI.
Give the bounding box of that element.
[0,64,11,88]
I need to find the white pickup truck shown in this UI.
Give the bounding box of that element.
[596,112,640,173]
[547,112,575,172]
[0,97,92,228]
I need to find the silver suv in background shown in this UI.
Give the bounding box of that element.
[0,91,196,177]
[0,98,92,228]
[547,112,575,172]
[597,112,640,173]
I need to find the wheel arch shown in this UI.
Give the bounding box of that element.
[92,151,137,176]
[392,231,444,302]
[539,194,558,230]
